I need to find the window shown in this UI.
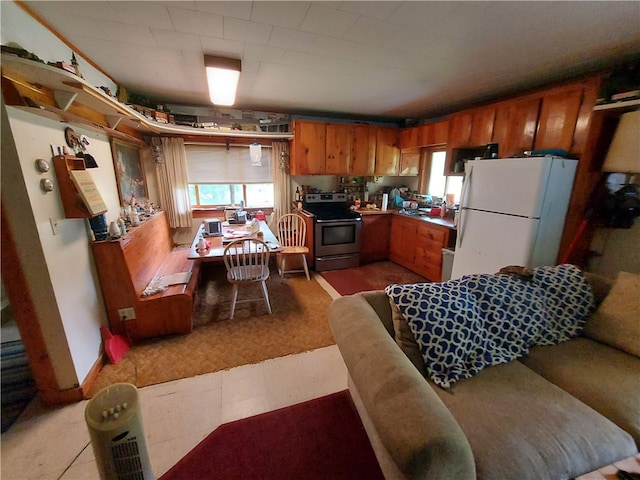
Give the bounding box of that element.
[185,144,273,208]
[427,150,463,204]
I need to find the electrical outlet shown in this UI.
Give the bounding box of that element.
[49,217,59,235]
[118,307,136,321]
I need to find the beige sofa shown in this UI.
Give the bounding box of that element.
[328,271,640,480]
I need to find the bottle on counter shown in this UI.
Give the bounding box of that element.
[440,201,447,218]
[295,187,301,202]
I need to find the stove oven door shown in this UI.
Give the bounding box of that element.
[314,218,362,257]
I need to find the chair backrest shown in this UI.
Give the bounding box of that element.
[223,238,271,281]
[277,213,307,248]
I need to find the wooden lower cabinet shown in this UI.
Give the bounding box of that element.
[389,215,418,268]
[413,222,451,282]
[360,214,391,263]
[389,214,454,282]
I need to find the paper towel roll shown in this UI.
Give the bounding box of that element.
[382,193,389,211]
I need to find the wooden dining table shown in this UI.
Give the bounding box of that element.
[187,219,281,261]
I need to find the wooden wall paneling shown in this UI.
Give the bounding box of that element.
[0,205,66,405]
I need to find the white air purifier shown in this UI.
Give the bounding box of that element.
[85,383,154,480]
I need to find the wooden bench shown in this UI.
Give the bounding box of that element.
[91,211,200,342]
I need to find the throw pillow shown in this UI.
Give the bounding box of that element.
[582,271,640,358]
[389,297,428,376]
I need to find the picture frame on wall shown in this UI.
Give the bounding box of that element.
[111,139,147,205]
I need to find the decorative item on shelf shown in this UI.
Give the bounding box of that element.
[70,52,83,78]
[89,213,108,241]
[108,221,121,238]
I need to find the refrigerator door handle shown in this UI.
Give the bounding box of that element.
[457,165,473,247]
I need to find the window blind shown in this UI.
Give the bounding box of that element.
[185,144,272,183]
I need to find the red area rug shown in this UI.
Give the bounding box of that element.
[320,261,427,296]
[160,390,384,480]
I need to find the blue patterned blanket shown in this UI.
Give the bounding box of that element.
[385,264,594,388]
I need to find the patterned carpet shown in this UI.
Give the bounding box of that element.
[88,263,335,397]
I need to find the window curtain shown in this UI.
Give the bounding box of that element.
[156,137,192,228]
[271,141,291,229]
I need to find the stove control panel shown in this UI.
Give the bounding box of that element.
[304,192,347,204]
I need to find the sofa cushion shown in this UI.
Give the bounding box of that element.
[433,360,637,480]
[581,271,640,357]
[520,337,640,447]
[390,298,428,376]
[386,264,594,388]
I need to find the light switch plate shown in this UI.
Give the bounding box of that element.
[49,217,59,235]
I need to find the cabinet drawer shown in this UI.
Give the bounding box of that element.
[418,264,442,282]
[415,246,443,267]
[417,224,447,244]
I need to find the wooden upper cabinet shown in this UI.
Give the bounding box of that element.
[534,85,583,153]
[429,120,449,145]
[291,120,326,175]
[399,148,420,176]
[447,112,473,147]
[469,107,496,146]
[375,127,400,176]
[399,126,419,149]
[325,123,351,174]
[350,124,376,175]
[493,97,541,157]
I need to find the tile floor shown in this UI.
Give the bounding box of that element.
[1,274,346,480]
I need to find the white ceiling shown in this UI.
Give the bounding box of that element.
[22,1,640,121]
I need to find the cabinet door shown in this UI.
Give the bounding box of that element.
[429,120,449,145]
[389,215,417,268]
[374,127,400,176]
[535,86,583,153]
[448,112,473,147]
[350,124,376,175]
[325,123,351,174]
[399,148,420,176]
[469,107,496,146]
[399,126,419,149]
[493,97,541,157]
[360,214,391,263]
[291,120,326,175]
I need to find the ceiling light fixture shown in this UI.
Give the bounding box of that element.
[204,55,241,106]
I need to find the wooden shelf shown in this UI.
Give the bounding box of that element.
[52,154,95,218]
[1,53,293,142]
[593,98,640,111]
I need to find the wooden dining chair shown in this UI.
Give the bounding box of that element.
[223,238,272,319]
[276,213,310,282]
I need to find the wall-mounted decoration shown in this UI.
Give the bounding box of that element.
[35,158,50,173]
[64,127,98,167]
[40,178,54,192]
[111,139,147,205]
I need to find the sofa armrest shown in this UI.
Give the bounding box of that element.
[328,295,476,480]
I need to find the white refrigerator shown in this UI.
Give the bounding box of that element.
[450,156,578,279]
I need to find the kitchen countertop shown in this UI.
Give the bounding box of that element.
[358,208,456,229]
